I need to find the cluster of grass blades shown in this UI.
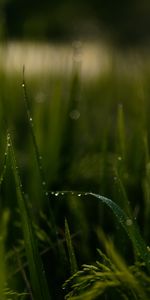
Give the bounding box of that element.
[63,238,150,300]
[1,68,150,300]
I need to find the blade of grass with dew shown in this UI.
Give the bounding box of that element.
[57,191,150,272]
[0,134,9,186]
[9,132,51,300]
[89,192,150,272]
[65,219,78,275]
[22,67,58,244]
[22,69,68,272]
[0,210,9,300]
[22,67,48,202]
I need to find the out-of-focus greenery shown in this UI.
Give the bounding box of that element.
[0,0,149,45]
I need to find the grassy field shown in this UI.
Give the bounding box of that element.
[1,49,150,299]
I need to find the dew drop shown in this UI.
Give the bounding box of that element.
[69,110,80,120]
[7,143,10,147]
[126,219,133,226]
[147,246,150,252]
[117,156,122,161]
[78,193,81,197]
[61,192,64,195]
[42,181,46,186]
[55,192,59,196]
[45,192,48,196]
[29,117,33,121]
[22,83,25,87]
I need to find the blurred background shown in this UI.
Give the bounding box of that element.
[0,0,150,46]
[0,0,149,78]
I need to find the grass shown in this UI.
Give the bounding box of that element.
[1,55,150,299]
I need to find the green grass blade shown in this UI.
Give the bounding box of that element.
[53,191,150,272]
[0,210,9,300]
[9,133,51,300]
[89,192,150,272]
[0,134,9,186]
[22,68,58,245]
[65,219,78,275]
[22,67,48,199]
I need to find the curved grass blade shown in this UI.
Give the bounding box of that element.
[9,133,51,300]
[89,192,150,272]
[51,191,150,272]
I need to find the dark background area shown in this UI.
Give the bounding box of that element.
[0,0,150,46]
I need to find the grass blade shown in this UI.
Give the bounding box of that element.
[52,191,150,272]
[22,67,48,200]
[0,134,9,186]
[9,132,51,300]
[65,218,78,275]
[22,68,58,246]
[0,210,9,300]
[89,192,150,272]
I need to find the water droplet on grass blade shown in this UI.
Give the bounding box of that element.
[55,192,59,196]
[69,110,80,120]
[117,156,122,161]
[126,218,133,226]
[147,246,150,252]
[78,193,81,197]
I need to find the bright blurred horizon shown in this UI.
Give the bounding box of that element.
[0,41,150,79]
